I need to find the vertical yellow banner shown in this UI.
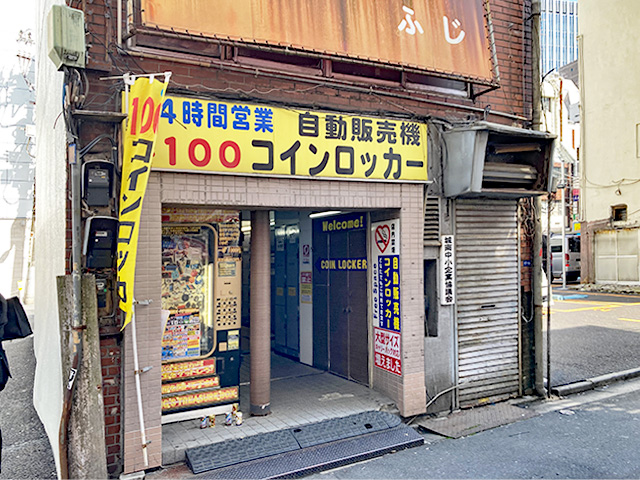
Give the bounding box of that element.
[118,75,170,328]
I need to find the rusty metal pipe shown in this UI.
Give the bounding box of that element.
[249,210,271,416]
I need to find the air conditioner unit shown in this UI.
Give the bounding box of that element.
[441,122,555,198]
[48,5,86,70]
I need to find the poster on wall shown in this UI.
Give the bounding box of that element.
[371,219,402,376]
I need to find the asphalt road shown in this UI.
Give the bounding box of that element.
[0,336,56,479]
[546,288,640,387]
[313,378,640,479]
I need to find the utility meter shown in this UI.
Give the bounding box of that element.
[83,216,118,269]
[83,160,114,207]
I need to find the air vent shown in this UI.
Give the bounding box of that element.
[482,162,538,187]
[424,196,440,244]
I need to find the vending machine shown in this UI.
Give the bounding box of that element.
[159,222,242,423]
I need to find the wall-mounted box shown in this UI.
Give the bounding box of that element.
[442,122,556,198]
[48,5,86,70]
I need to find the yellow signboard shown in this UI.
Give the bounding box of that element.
[153,96,428,182]
[118,75,170,328]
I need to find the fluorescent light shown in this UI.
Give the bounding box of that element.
[308,210,343,219]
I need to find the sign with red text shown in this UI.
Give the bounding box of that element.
[372,219,402,376]
[152,96,427,182]
[118,75,170,328]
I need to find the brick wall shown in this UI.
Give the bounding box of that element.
[101,336,123,476]
[80,0,532,128]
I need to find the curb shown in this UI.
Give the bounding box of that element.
[551,367,640,397]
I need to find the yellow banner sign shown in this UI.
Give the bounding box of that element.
[118,75,170,328]
[153,96,428,182]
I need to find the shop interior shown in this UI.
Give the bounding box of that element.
[160,208,388,465]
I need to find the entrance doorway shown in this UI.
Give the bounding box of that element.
[312,213,369,385]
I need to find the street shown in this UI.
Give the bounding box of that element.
[2,290,640,479]
[312,377,640,479]
[0,337,56,480]
[546,288,640,386]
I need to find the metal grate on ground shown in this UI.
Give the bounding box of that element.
[186,411,419,477]
[162,354,396,466]
[415,402,536,438]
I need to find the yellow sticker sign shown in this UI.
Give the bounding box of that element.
[153,96,428,182]
[117,75,170,329]
[161,386,239,412]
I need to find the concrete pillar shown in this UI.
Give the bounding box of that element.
[250,210,271,415]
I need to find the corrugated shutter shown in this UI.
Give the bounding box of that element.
[455,199,520,406]
[424,196,440,244]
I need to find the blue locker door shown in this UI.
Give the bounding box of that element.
[285,226,300,356]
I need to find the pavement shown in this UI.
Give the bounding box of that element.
[311,378,640,479]
[0,336,56,480]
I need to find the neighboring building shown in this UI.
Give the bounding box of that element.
[579,0,640,284]
[540,0,579,74]
[0,6,36,303]
[541,70,580,234]
[35,0,552,477]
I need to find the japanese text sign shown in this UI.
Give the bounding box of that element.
[440,235,456,305]
[372,219,402,376]
[118,75,170,328]
[152,96,428,182]
[140,0,494,81]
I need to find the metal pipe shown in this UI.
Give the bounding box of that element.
[517,202,523,397]
[530,0,547,398]
[130,306,149,467]
[117,0,122,47]
[533,197,544,396]
[546,194,552,397]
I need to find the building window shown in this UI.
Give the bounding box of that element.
[612,204,627,222]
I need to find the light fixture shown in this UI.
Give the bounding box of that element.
[308,210,343,219]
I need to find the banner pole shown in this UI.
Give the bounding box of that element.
[130,303,149,467]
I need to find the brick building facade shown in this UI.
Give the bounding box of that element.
[35,0,551,477]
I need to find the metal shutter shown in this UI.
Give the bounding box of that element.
[455,199,520,406]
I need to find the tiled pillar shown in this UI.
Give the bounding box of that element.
[250,210,271,415]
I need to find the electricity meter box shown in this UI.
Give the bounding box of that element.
[47,5,86,70]
[83,160,115,207]
[83,216,118,269]
[160,220,242,423]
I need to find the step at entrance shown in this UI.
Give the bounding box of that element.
[185,411,422,477]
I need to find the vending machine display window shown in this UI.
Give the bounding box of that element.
[160,222,242,422]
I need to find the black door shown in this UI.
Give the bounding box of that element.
[313,214,368,385]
